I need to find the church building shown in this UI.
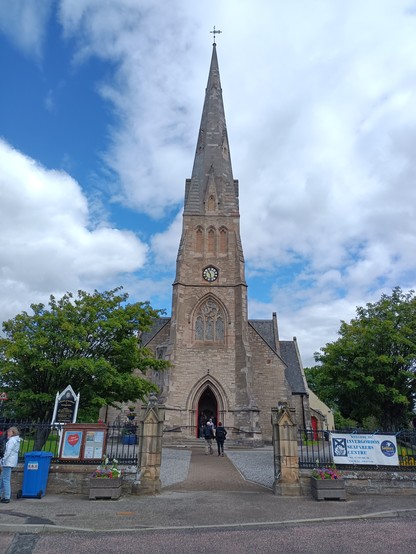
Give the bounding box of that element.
[142,43,315,443]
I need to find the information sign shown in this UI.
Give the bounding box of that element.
[331,433,399,466]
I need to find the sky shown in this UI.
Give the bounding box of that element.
[1,0,416,367]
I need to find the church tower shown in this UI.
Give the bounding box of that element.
[142,43,312,443]
[166,42,260,437]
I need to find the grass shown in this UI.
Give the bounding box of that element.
[19,433,60,456]
[399,444,416,467]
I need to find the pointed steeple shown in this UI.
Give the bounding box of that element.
[184,44,238,215]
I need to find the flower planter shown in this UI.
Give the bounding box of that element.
[311,477,346,501]
[89,477,122,500]
[122,434,137,445]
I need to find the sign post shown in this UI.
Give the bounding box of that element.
[51,385,80,425]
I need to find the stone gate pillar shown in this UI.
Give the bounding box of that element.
[134,393,165,495]
[271,404,301,496]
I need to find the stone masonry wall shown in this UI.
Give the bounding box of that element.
[248,326,288,442]
[299,469,416,496]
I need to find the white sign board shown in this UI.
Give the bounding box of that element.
[331,433,399,466]
[51,385,80,424]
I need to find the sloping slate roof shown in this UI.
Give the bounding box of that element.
[249,319,276,351]
[249,320,307,395]
[279,340,308,395]
[141,317,171,345]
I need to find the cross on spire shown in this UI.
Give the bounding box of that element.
[210,26,222,44]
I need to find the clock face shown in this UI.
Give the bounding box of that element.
[202,266,218,282]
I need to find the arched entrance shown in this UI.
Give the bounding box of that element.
[197,387,218,437]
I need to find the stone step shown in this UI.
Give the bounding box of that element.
[162,437,260,450]
[163,438,205,448]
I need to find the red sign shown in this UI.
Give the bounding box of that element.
[67,433,80,446]
[0,392,8,401]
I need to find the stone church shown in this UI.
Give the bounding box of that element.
[141,44,316,443]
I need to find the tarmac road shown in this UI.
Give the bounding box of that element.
[2,516,416,554]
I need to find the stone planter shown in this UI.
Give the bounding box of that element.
[311,477,346,501]
[89,478,122,500]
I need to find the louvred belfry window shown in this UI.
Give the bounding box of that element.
[207,228,215,253]
[195,227,203,253]
[219,227,228,253]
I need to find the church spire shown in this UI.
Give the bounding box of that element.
[184,44,238,215]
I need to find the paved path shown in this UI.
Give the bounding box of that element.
[164,447,268,492]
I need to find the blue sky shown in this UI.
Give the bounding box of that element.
[1,0,416,366]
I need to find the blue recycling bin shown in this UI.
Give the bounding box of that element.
[19,451,53,499]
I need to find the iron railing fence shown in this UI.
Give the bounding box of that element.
[298,428,416,471]
[0,421,138,465]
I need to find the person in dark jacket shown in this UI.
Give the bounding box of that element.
[203,422,214,455]
[215,422,227,456]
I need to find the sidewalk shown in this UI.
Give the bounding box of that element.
[0,447,415,533]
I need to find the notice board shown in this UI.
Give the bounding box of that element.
[59,423,107,461]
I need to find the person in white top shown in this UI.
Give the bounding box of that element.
[0,426,21,503]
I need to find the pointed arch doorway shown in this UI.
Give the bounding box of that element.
[197,387,218,437]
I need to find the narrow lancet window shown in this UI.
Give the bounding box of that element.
[208,195,216,211]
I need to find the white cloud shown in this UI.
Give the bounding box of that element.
[151,211,182,268]
[0,139,148,321]
[1,0,416,366]
[58,0,416,362]
[0,0,54,59]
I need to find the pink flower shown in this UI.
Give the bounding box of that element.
[312,467,341,480]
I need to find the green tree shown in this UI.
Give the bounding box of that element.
[0,288,168,423]
[307,287,416,431]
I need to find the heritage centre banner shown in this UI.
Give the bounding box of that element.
[330,433,399,466]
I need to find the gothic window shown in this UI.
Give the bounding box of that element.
[219,228,228,253]
[206,318,214,340]
[215,316,224,340]
[195,316,204,340]
[194,299,225,343]
[151,368,165,389]
[156,346,167,360]
[195,227,203,253]
[207,228,215,253]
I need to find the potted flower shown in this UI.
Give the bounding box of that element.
[122,422,138,445]
[89,456,122,500]
[127,405,137,421]
[311,465,346,501]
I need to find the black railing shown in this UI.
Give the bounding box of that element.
[298,429,416,471]
[0,421,138,465]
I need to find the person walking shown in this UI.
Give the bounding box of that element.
[0,426,21,503]
[203,421,214,455]
[215,421,227,456]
